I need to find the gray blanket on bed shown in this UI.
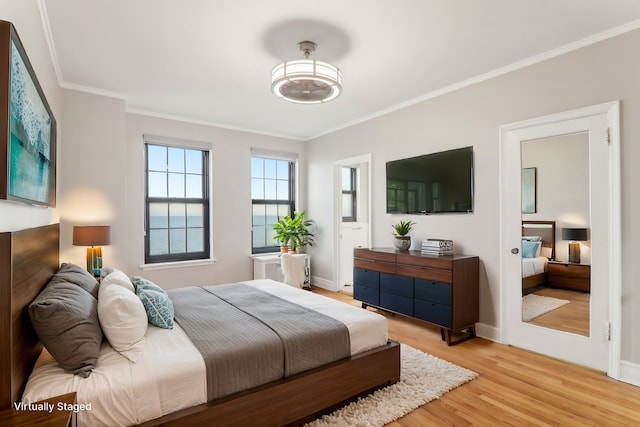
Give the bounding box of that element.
[168,283,350,400]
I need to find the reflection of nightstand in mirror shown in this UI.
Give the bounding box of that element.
[547,261,590,292]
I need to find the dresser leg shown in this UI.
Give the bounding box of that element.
[443,326,476,346]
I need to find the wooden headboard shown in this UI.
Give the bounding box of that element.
[522,220,556,260]
[0,223,59,409]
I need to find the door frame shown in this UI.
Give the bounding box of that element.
[333,154,372,292]
[498,101,621,378]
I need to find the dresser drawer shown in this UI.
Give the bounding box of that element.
[380,292,413,316]
[354,258,397,274]
[353,268,379,289]
[354,285,379,306]
[396,252,453,269]
[396,264,452,283]
[414,279,452,306]
[414,300,452,328]
[380,273,413,297]
[354,248,396,263]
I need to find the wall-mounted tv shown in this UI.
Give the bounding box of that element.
[386,146,473,214]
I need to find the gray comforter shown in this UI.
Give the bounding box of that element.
[168,283,350,400]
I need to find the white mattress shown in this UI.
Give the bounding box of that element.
[522,256,548,278]
[22,279,388,427]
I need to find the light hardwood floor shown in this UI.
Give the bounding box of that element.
[314,288,640,426]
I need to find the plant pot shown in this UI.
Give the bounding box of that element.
[394,236,411,251]
[280,246,289,253]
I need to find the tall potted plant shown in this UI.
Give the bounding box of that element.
[289,211,314,253]
[273,211,315,253]
[273,216,293,252]
[392,219,415,251]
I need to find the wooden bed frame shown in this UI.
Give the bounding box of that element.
[0,224,401,426]
[521,220,556,291]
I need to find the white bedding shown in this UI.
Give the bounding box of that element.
[22,279,388,427]
[522,256,548,278]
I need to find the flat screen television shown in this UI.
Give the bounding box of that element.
[386,146,473,214]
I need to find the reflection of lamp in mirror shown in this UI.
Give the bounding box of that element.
[562,227,588,263]
[73,225,111,276]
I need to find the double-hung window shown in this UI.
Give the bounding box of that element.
[144,142,210,264]
[251,155,295,254]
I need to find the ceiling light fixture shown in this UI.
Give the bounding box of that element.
[271,41,342,104]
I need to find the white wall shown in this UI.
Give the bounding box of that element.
[121,114,306,288]
[306,29,640,364]
[0,0,62,231]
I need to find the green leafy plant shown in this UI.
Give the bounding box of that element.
[392,220,415,237]
[273,211,315,251]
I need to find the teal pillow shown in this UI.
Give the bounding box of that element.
[522,240,541,258]
[132,276,174,329]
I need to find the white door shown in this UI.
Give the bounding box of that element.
[500,102,621,373]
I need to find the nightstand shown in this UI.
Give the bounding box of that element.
[547,261,591,292]
[0,392,77,427]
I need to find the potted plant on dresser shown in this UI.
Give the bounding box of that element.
[392,220,416,251]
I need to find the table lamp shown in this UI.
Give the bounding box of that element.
[562,227,588,263]
[73,225,111,276]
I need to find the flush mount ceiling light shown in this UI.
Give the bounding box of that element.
[271,41,342,104]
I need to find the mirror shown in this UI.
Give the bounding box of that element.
[520,132,590,336]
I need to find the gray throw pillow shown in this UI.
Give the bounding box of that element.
[28,264,103,377]
[49,262,100,299]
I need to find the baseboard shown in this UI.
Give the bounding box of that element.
[618,360,640,387]
[311,276,336,291]
[475,322,501,342]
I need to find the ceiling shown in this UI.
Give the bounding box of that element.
[40,0,640,141]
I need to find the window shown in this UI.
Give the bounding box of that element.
[251,156,295,253]
[145,143,210,263]
[342,167,357,222]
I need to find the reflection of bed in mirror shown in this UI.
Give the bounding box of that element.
[521,220,556,291]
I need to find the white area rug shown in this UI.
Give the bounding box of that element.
[522,294,570,322]
[306,344,477,427]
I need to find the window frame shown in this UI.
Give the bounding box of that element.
[251,157,296,254]
[144,141,211,264]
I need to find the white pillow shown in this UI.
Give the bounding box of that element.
[102,269,135,293]
[98,281,147,362]
[540,246,553,259]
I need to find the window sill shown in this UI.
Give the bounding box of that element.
[139,257,217,271]
[249,252,281,259]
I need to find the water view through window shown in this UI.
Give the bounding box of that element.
[145,143,209,262]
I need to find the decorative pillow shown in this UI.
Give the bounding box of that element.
[522,240,541,258]
[28,264,102,377]
[535,242,543,257]
[49,262,100,298]
[540,246,553,259]
[101,269,135,293]
[98,280,148,362]
[523,235,542,242]
[132,276,174,329]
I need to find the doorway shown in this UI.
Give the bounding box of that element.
[334,154,372,294]
[499,102,621,375]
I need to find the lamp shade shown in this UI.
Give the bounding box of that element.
[73,226,111,246]
[562,227,588,241]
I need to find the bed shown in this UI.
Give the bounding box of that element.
[0,224,400,427]
[521,220,556,291]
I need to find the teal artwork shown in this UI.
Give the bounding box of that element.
[6,27,56,206]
